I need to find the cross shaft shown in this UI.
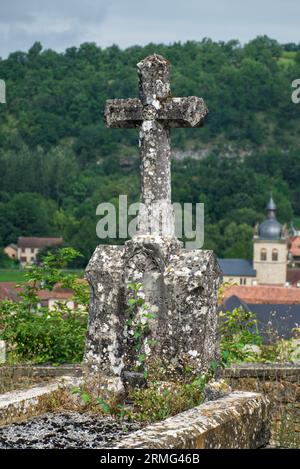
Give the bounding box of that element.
[104,54,208,238]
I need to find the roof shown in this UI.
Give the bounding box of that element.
[6,244,17,250]
[266,196,276,211]
[222,284,300,304]
[0,282,73,302]
[257,196,283,240]
[17,237,63,249]
[0,282,21,301]
[218,259,256,277]
[222,295,300,342]
[222,294,252,312]
[37,290,73,301]
[258,218,283,240]
[289,236,300,257]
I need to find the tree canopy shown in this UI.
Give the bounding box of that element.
[0,37,299,266]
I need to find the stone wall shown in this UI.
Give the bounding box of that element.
[223,364,300,447]
[2,363,298,448]
[0,365,82,393]
[114,392,270,449]
[0,377,81,427]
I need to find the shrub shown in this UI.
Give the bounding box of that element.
[219,307,263,363]
[129,374,208,422]
[0,248,88,364]
[219,306,300,364]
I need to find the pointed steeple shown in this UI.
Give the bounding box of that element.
[266,196,276,219]
[258,196,283,240]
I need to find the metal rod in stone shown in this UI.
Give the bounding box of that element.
[104,54,208,237]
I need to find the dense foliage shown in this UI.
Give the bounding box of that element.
[0,248,88,364]
[0,36,300,265]
[219,306,300,364]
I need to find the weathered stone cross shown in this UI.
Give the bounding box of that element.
[105,54,208,237]
[84,55,221,387]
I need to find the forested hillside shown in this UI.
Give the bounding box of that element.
[0,36,300,266]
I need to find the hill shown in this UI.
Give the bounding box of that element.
[0,36,300,265]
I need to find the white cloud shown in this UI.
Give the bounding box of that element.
[0,0,299,58]
[0,0,108,57]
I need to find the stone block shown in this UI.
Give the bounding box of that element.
[84,239,221,381]
[113,392,270,449]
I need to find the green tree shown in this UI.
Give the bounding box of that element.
[223,222,253,259]
[0,248,88,364]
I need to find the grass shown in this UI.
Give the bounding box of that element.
[0,270,27,283]
[0,269,84,283]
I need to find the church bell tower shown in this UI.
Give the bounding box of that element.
[253,197,287,285]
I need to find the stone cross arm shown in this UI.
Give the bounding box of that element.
[104,96,208,129]
[103,55,208,237]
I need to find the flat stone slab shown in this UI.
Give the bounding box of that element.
[223,363,300,378]
[114,392,270,449]
[0,377,81,426]
[0,412,142,449]
[0,364,82,378]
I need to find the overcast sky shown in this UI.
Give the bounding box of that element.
[0,0,299,58]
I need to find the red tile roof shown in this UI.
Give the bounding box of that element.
[17,237,63,249]
[0,282,21,301]
[222,284,300,305]
[0,282,73,302]
[37,290,73,300]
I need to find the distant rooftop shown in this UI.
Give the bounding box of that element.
[222,285,300,304]
[218,259,256,277]
[222,294,300,342]
[257,196,284,240]
[0,282,73,302]
[17,237,63,249]
[0,282,21,301]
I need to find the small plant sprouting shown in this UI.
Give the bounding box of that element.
[71,387,129,418]
[96,397,111,414]
[126,282,157,375]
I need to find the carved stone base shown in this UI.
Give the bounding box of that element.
[84,238,222,381]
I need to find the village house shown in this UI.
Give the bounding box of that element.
[219,197,300,287]
[218,258,256,286]
[0,281,75,311]
[4,244,17,260]
[219,197,300,340]
[16,237,63,266]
